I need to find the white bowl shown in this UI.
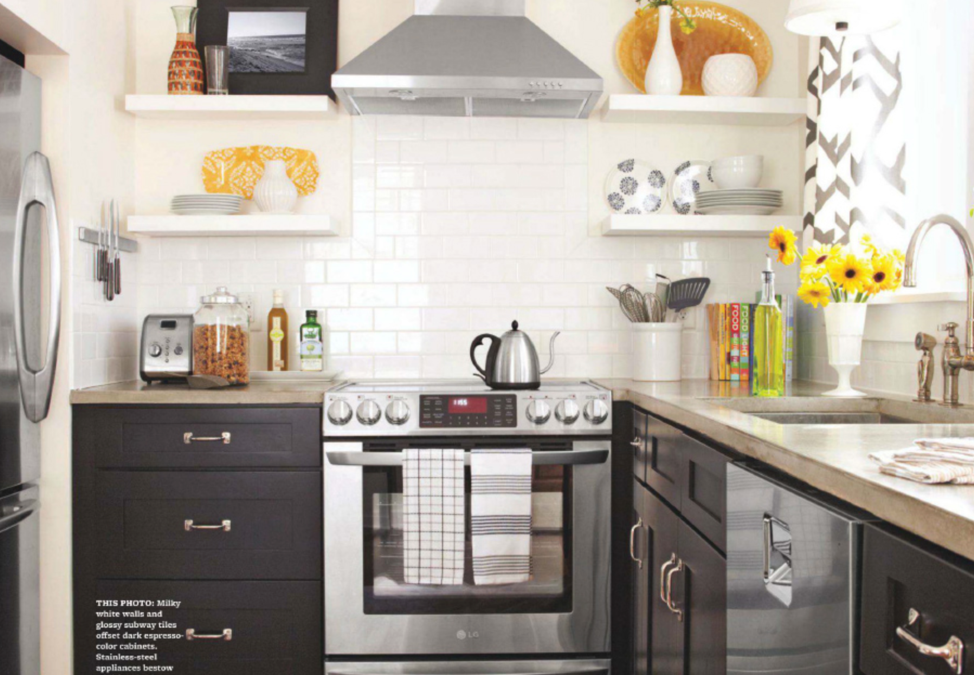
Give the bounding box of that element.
[711,155,763,189]
[702,54,759,97]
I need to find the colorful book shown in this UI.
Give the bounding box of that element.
[740,304,751,382]
[707,304,720,381]
[730,304,741,382]
[718,304,728,381]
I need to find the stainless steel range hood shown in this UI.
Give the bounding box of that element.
[332,0,604,119]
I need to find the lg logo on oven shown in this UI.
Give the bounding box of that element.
[456,630,480,640]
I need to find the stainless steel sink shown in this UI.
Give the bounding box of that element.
[706,397,974,426]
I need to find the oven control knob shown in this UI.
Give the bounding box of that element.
[356,399,382,426]
[385,399,411,425]
[555,399,580,425]
[584,399,609,425]
[526,400,551,424]
[327,400,353,426]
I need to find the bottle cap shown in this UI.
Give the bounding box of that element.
[307,309,318,319]
[273,289,284,305]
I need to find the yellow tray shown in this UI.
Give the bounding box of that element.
[202,145,319,199]
[616,2,773,96]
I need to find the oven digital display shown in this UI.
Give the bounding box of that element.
[448,397,487,414]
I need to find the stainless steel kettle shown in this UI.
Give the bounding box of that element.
[471,321,560,390]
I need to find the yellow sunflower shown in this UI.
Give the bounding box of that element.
[769,227,799,265]
[864,254,898,294]
[800,244,841,281]
[797,280,832,308]
[861,234,882,259]
[827,252,872,294]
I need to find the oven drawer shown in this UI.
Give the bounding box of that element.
[861,524,974,675]
[79,580,322,675]
[76,406,321,469]
[93,471,321,580]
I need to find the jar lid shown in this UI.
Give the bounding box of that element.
[200,286,239,304]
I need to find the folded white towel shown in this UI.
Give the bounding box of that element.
[870,440,974,485]
[402,448,465,585]
[471,448,533,585]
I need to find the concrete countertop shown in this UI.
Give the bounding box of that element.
[597,378,974,562]
[72,377,974,560]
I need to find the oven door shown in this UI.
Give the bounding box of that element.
[324,439,611,656]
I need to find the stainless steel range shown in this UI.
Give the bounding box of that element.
[323,379,612,667]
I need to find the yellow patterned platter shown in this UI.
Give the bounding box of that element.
[616,2,773,96]
[202,146,319,199]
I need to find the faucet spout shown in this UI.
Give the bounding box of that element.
[904,215,974,355]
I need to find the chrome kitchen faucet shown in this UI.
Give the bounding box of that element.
[904,214,974,405]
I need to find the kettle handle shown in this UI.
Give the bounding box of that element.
[470,334,500,381]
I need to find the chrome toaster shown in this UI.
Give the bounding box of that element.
[140,314,193,383]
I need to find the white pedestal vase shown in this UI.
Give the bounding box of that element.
[644,5,683,95]
[822,303,868,398]
[254,159,298,214]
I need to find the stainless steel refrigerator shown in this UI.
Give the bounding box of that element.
[0,53,61,675]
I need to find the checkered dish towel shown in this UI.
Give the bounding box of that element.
[471,448,533,585]
[870,438,974,485]
[403,449,465,585]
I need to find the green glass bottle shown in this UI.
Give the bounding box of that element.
[300,310,324,372]
[752,257,785,397]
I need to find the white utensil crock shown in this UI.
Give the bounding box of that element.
[644,6,683,95]
[254,159,298,214]
[823,303,868,397]
[633,322,683,382]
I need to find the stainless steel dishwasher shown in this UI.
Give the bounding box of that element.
[726,462,877,674]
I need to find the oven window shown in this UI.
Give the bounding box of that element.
[362,463,573,615]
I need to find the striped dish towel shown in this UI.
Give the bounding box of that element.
[471,448,533,585]
[402,448,465,585]
[870,439,974,485]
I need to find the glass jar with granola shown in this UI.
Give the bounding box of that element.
[193,286,250,385]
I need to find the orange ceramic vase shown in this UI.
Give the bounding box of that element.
[167,6,204,95]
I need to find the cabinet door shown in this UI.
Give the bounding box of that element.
[861,524,974,675]
[674,521,727,675]
[632,482,650,675]
[643,485,684,675]
[679,435,729,552]
[645,414,682,509]
[632,409,649,483]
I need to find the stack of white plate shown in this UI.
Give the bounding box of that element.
[695,189,783,216]
[171,194,243,215]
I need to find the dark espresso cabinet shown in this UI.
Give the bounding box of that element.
[73,404,323,675]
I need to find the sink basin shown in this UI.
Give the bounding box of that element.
[707,397,974,426]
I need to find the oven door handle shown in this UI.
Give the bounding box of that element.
[326,449,609,467]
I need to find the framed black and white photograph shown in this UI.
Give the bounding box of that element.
[197,0,338,97]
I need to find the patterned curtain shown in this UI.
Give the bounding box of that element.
[803,34,906,248]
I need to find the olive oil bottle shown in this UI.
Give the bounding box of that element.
[752,257,785,397]
[267,289,289,371]
[300,310,324,372]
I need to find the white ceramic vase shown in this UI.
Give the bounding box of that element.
[823,303,868,398]
[254,160,298,214]
[702,54,759,97]
[644,5,683,95]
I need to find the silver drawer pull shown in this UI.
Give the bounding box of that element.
[184,519,231,532]
[664,556,685,622]
[896,608,965,674]
[630,437,642,447]
[183,432,231,445]
[629,518,643,568]
[186,628,232,641]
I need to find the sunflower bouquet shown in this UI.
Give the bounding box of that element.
[768,227,905,308]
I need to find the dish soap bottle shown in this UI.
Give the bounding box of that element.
[267,289,289,372]
[752,256,785,397]
[300,310,324,372]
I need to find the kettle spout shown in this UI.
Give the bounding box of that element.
[540,332,561,374]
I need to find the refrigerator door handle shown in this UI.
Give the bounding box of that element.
[0,498,40,534]
[13,152,61,423]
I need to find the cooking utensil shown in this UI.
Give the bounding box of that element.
[470,321,559,390]
[645,290,666,322]
[608,286,641,323]
[656,274,671,310]
[113,200,121,296]
[667,277,711,320]
[106,199,115,301]
[620,285,649,323]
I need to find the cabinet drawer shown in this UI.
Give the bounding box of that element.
[94,471,322,580]
[633,409,649,483]
[646,414,682,509]
[861,524,974,675]
[679,435,729,553]
[77,407,321,468]
[78,580,322,675]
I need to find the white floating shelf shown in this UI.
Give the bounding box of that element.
[601,95,807,126]
[124,95,336,120]
[602,214,801,238]
[127,214,339,237]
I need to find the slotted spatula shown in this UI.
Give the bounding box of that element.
[667,278,711,321]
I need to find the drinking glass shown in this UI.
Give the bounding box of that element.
[204,45,230,95]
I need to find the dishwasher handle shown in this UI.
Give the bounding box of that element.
[326,449,608,467]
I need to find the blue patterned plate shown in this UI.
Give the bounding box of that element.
[668,160,715,215]
[604,159,666,215]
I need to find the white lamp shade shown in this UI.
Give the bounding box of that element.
[785,0,901,36]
